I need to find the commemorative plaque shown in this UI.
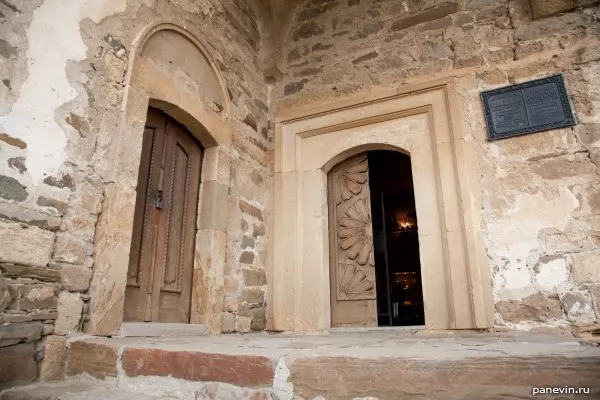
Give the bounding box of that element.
[481,74,576,141]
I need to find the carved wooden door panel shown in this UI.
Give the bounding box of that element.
[124,108,202,323]
[328,154,377,327]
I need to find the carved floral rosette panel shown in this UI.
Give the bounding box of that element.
[332,155,376,301]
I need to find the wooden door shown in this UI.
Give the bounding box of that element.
[328,154,377,327]
[124,108,202,323]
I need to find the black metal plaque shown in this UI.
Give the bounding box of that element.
[481,74,576,141]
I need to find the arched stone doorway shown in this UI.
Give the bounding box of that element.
[85,23,233,336]
[270,83,495,332]
[329,150,425,327]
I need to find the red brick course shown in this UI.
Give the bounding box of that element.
[122,347,275,387]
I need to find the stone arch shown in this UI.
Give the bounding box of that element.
[126,22,230,115]
[86,22,233,336]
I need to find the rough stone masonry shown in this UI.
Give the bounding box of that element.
[0,0,271,388]
[0,0,599,389]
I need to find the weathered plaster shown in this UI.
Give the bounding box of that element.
[486,189,579,301]
[0,0,126,184]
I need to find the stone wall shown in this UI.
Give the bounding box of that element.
[278,0,600,333]
[2,0,600,388]
[0,0,271,387]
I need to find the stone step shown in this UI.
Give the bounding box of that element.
[64,332,600,400]
[0,378,178,400]
[118,322,210,338]
[58,389,176,400]
[0,377,107,400]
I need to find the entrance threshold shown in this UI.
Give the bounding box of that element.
[118,322,210,338]
[62,331,600,399]
[327,325,425,334]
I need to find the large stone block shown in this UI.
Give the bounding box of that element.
[201,147,231,185]
[122,347,275,387]
[223,296,239,313]
[0,199,61,231]
[242,268,266,287]
[560,290,596,323]
[0,343,37,388]
[18,284,59,311]
[60,212,97,243]
[292,21,325,41]
[192,229,227,334]
[530,153,597,181]
[240,287,265,305]
[0,220,55,267]
[222,312,236,333]
[67,340,117,379]
[496,293,564,323]
[239,199,263,220]
[0,263,60,282]
[515,12,591,41]
[0,271,11,312]
[198,181,228,231]
[39,335,67,381]
[239,306,267,331]
[0,175,28,202]
[71,181,104,215]
[287,354,600,399]
[36,196,69,216]
[86,183,136,335]
[591,284,600,319]
[60,265,92,292]
[0,379,107,399]
[390,4,458,32]
[236,315,252,333]
[53,234,87,265]
[54,291,83,335]
[529,0,599,19]
[570,252,600,284]
[0,322,42,347]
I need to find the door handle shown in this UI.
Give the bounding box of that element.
[155,191,164,209]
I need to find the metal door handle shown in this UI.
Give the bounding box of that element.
[155,191,164,209]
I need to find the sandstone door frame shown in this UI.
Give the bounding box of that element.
[86,22,232,336]
[270,81,494,331]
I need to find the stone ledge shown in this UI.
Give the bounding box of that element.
[288,355,600,399]
[118,322,210,337]
[66,340,118,380]
[121,347,276,387]
[0,342,38,389]
[0,263,60,282]
[529,0,600,19]
[65,332,600,399]
[0,321,42,346]
[390,3,459,32]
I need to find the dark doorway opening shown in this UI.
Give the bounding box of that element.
[368,150,425,326]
